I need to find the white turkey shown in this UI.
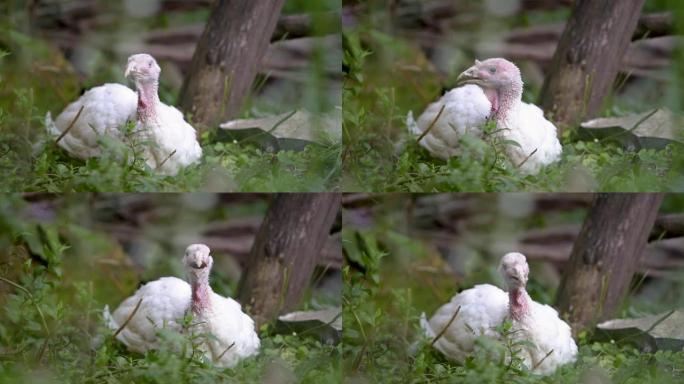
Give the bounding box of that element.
[45,83,137,159]
[182,243,260,368]
[45,53,202,175]
[124,54,202,175]
[104,244,260,367]
[420,252,577,375]
[407,58,562,175]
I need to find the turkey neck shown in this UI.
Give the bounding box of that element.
[508,287,531,321]
[492,80,523,124]
[135,79,159,123]
[191,275,212,314]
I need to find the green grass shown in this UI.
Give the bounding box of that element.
[0,196,341,383]
[342,23,684,192]
[342,229,684,384]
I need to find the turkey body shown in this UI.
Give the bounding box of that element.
[420,253,577,375]
[498,102,562,175]
[420,283,508,362]
[511,298,578,375]
[407,84,491,159]
[103,276,191,353]
[45,83,137,158]
[192,291,261,368]
[138,102,203,176]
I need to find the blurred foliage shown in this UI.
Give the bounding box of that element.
[342,194,684,382]
[0,194,340,383]
[342,1,684,192]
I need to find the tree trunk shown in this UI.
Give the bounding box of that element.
[539,0,645,132]
[179,0,285,129]
[555,193,663,333]
[237,193,341,327]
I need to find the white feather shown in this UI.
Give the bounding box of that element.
[45,83,137,158]
[104,276,191,353]
[192,292,261,368]
[408,84,491,160]
[137,103,203,176]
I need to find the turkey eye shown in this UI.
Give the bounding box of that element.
[489,67,496,74]
[148,62,153,67]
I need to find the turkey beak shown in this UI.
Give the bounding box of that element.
[124,63,135,78]
[190,260,207,269]
[456,70,485,87]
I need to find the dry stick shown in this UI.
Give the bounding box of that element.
[157,150,177,170]
[430,305,461,347]
[55,105,85,144]
[532,349,554,371]
[416,104,446,144]
[516,148,538,169]
[113,298,143,338]
[216,341,236,360]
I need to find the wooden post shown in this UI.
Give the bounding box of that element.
[179,0,285,129]
[237,193,341,327]
[539,0,646,132]
[555,193,663,333]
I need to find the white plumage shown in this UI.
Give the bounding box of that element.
[421,252,577,375]
[407,58,562,175]
[183,244,260,367]
[103,276,190,353]
[407,84,491,159]
[104,244,260,368]
[45,83,137,158]
[45,53,202,175]
[420,283,508,361]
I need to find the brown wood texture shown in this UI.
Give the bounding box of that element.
[179,0,285,129]
[539,0,646,131]
[555,193,664,333]
[237,193,341,327]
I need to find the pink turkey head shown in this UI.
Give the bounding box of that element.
[499,252,529,290]
[456,58,522,90]
[125,53,161,84]
[183,243,213,283]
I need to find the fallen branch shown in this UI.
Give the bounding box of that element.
[113,298,143,338]
[157,150,177,170]
[216,341,236,360]
[416,104,445,144]
[516,148,538,169]
[431,305,461,347]
[55,105,84,144]
[532,348,554,371]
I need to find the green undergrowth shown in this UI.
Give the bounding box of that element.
[342,24,684,192]
[342,229,684,383]
[0,127,341,192]
[0,197,341,383]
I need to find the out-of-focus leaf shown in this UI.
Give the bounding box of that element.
[578,108,684,150]
[596,309,684,352]
[275,308,341,345]
[217,108,341,152]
